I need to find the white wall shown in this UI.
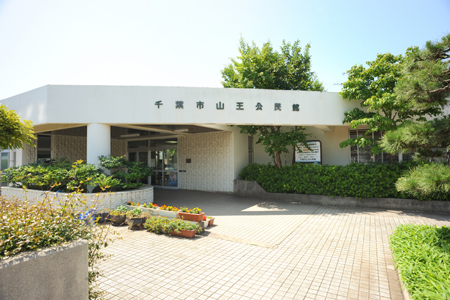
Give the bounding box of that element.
[1,85,362,127]
[178,131,234,192]
[250,125,351,167]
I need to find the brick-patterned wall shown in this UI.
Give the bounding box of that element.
[23,137,37,165]
[111,139,127,157]
[178,131,234,192]
[52,135,126,162]
[53,135,87,161]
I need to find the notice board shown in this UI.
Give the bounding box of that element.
[295,140,322,164]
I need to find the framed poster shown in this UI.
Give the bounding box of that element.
[295,140,322,164]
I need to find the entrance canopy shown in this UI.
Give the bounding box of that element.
[0,85,361,132]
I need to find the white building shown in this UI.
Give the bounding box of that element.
[1,85,396,192]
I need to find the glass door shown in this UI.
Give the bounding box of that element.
[127,151,149,184]
[151,148,178,188]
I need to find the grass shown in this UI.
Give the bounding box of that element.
[390,224,450,300]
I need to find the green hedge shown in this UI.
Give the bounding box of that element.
[390,224,450,299]
[239,161,447,200]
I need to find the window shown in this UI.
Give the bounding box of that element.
[37,135,52,160]
[349,129,410,163]
[1,152,9,171]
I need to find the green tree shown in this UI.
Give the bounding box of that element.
[395,34,450,109]
[221,38,324,169]
[381,117,450,161]
[0,104,35,150]
[339,51,444,161]
[381,34,450,199]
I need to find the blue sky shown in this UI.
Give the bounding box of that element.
[0,0,449,99]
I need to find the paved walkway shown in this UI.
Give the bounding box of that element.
[98,189,450,300]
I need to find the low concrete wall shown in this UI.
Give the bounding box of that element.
[0,240,88,300]
[234,180,450,214]
[1,184,154,211]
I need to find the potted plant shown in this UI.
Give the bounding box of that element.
[169,218,201,238]
[178,207,205,222]
[126,202,159,216]
[110,205,128,226]
[158,205,179,219]
[125,208,149,229]
[144,216,170,234]
[207,216,215,226]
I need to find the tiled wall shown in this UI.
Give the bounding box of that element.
[53,135,87,161]
[52,135,127,162]
[178,131,234,192]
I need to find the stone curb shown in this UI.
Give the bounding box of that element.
[234,179,450,214]
[396,268,411,300]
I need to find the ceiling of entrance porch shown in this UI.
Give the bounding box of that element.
[35,124,221,138]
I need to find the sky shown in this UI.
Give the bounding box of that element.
[0,0,449,100]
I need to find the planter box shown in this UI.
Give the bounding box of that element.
[170,229,197,238]
[125,205,159,216]
[159,210,179,219]
[0,240,88,300]
[1,185,154,212]
[207,218,215,226]
[199,220,209,230]
[178,212,205,222]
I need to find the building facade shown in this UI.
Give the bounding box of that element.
[0,85,405,192]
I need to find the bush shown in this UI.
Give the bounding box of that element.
[2,158,120,193]
[396,163,450,200]
[99,155,153,190]
[0,194,117,299]
[238,161,449,200]
[390,224,450,299]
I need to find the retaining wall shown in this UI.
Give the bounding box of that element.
[1,185,154,211]
[0,240,88,300]
[234,180,450,214]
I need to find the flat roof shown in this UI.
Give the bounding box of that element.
[0,85,361,128]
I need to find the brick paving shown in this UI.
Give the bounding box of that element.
[98,190,450,299]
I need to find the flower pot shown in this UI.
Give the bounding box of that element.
[199,220,209,230]
[126,217,147,228]
[111,215,126,226]
[178,212,205,222]
[159,210,179,219]
[170,229,197,238]
[96,212,110,224]
[208,218,215,226]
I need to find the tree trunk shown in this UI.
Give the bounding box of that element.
[275,151,282,169]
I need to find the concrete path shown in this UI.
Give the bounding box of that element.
[98,189,450,300]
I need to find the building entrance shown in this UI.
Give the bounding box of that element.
[150,147,178,188]
[127,137,178,188]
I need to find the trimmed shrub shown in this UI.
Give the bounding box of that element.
[2,158,120,193]
[396,163,450,200]
[238,161,449,200]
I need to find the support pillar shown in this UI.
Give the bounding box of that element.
[87,123,111,166]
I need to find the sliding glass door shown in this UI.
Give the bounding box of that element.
[151,148,178,188]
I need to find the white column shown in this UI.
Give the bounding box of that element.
[87,123,111,166]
